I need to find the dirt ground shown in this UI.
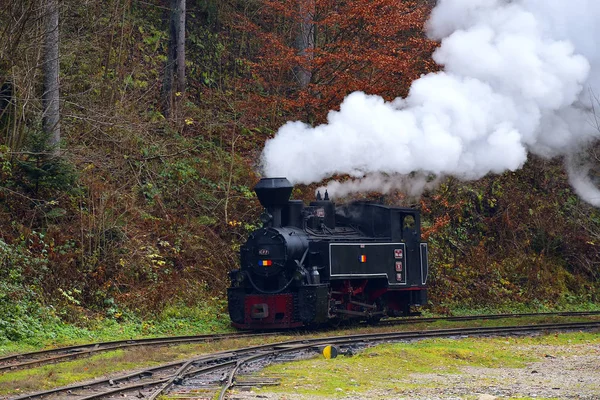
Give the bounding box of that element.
[228,341,600,400]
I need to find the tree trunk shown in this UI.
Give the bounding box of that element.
[0,80,12,122]
[42,0,60,154]
[295,0,314,88]
[161,4,175,119]
[175,0,185,93]
[161,0,186,119]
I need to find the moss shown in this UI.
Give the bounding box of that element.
[251,332,600,398]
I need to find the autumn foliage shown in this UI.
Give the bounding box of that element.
[231,0,438,126]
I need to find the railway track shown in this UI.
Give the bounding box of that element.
[379,310,600,326]
[0,331,275,373]
[1,310,598,374]
[7,320,600,400]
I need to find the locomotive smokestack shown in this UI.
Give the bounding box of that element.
[254,177,293,227]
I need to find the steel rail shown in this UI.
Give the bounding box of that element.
[10,349,263,400]
[9,320,600,400]
[380,310,600,327]
[3,310,599,376]
[145,320,600,400]
[0,331,273,373]
[8,360,184,400]
[3,311,599,376]
[146,359,196,400]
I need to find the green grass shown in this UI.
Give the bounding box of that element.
[3,317,599,399]
[3,287,598,356]
[3,298,600,399]
[249,331,600,398]
[251,339,532,396]
[0,301,234,356]
[3,300,598,356]
[0,346,194,396]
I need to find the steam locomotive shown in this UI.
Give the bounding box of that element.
[227,177,429,329]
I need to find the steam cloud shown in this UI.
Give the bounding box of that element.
[261,0,600,203]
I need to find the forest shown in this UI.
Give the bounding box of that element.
[1,0,599,343]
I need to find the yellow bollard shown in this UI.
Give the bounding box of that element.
[322,345,339,359]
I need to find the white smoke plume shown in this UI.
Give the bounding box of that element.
[261,0,600,202]
[320,173,444,200]
[566,155,600,207]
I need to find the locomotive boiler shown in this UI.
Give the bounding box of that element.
[227,177,429,329]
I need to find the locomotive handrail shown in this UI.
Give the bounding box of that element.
[299,247,308,266]
[295,248,313,283]
[304,226,359,237]
[243,270,296,294]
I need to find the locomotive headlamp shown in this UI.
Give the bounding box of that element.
[294,269,305,281]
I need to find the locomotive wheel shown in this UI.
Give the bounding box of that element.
[367,298,387,325]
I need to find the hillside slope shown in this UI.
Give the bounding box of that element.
[0,0,598,343]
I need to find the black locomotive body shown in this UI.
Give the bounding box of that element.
[227,177,429,329]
